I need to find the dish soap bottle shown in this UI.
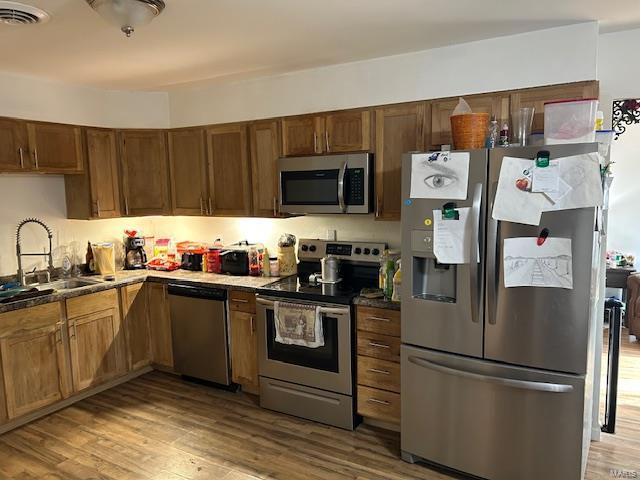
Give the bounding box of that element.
[391,259,402,302]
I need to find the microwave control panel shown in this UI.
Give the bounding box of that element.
[345,168,365,205]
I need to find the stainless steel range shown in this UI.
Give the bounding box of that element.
[256,238,386,430]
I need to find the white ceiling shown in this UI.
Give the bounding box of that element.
[0,0,639,91]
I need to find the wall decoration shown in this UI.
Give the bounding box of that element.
[612,99,640,139]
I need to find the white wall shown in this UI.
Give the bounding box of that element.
[168,22,599,127]
[597,28,640,259]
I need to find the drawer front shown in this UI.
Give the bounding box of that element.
[357,306,400,337]
[357,385,400,424]
[228,290,256,313]
[66,289,118,319]
[357,356,400,393]
[357,331,401,362]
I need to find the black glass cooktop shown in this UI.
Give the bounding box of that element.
[257,260,379,305]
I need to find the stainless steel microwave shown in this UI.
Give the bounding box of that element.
[278,153,373,214]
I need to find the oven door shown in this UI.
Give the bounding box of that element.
[278,154,371,214]
[256,296,353,395]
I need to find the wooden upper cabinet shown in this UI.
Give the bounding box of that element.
[250,120,281,217]
[121,283,151,371]
[325,110,371,153]
[148,283,173,370]
[206,124,252,216]
[65,128,121,219]
[281,115,323,156]
[0,118,29,172]
[0,303,72,420]
[281,110,371,156]
[119,130,171,216]
[430,93,509,148]
[168,128,209,216]
[374,102,428,221]
[67,290,127,392]
[26,122,84,173]
[510,81,599,133]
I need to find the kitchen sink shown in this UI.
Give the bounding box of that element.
[36,278,103,291]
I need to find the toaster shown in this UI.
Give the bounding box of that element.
[221,250,249,276]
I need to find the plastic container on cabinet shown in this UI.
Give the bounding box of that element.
[544,98,598,144]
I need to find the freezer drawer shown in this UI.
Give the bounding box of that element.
[401,345,585,480]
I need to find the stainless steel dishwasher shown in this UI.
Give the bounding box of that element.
[168,284,230,385]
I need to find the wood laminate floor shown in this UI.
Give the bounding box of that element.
[0,334,639,480]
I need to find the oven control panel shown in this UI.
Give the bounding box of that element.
[298,239,387,263]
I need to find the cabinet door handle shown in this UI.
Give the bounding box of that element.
[325,131,330,152]
[33,149,39,169]
[367,316,391,323]
[200,197,204,215]
[313,132,318,153]
[368,342,390,349]
[95,199,101,216]
[69,321,77,339]
[367,398,390,406]
[125,197,130,215]
[367,368,391,375]
[250,316,255,334]
[208,197,213,216]
[18,147,24,168]
[273,196,278,217]
[375,196,381,218]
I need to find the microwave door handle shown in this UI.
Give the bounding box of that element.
[338,160,347,212]
[469,183,482,324]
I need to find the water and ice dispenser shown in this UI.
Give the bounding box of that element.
[410,229,457,303]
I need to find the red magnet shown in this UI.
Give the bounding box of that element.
[537,228,549,246]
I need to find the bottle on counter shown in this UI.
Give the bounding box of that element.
[261,247,270,277]
[391,259,402,303]
[269,257,280,277]
[485,117,499,148]
[248,246,261,276]
[85,241,95,274]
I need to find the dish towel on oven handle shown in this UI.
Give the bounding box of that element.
[273,301,324,348]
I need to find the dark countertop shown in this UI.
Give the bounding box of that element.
[0,270,283,314]
[354,296,401,311]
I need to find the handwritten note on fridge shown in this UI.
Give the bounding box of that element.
[433,207,477,264]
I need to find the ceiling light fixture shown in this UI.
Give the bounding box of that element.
[85,0,165,37]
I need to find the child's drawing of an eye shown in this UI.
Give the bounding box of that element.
[424,174,455,189]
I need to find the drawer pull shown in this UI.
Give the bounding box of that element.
[368,342,390,349]
[367,316,391,322]
[367,368,390,375]
[232,298,250,303]
[367,398,390,406]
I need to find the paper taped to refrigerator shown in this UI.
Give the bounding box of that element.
[541,153,603,212]
[432,207,478,264]
[410,152,469,200]
[503,237,573,289]
[491,157,550,226]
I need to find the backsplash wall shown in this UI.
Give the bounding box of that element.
[0,175,399,277]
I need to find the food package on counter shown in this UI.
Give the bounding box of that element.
[146,256,181,271]
[278,233,297,248]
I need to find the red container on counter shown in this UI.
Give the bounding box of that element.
[206,248,222,274]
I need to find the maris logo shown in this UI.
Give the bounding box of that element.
[610,470,638,478]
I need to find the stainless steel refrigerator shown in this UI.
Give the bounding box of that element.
[400,144,604,480]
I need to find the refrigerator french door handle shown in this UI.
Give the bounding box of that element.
[408,356,574,393]
[469,183,482,324]
[487,181,500,325]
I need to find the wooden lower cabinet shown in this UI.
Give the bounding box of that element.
[356,305,401,425]
[0,303,72,420]
[67,290,127,392]
[229,310,259,394]
[228,290,259,394]
[147,283,174,369]
[121,283,152,371]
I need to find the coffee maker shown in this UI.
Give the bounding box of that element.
[124,236,147,270]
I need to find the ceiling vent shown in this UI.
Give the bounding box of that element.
[0,1,50,25]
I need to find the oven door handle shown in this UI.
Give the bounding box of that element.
[256,297,350,316]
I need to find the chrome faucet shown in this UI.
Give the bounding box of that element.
[16,218,54,286]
